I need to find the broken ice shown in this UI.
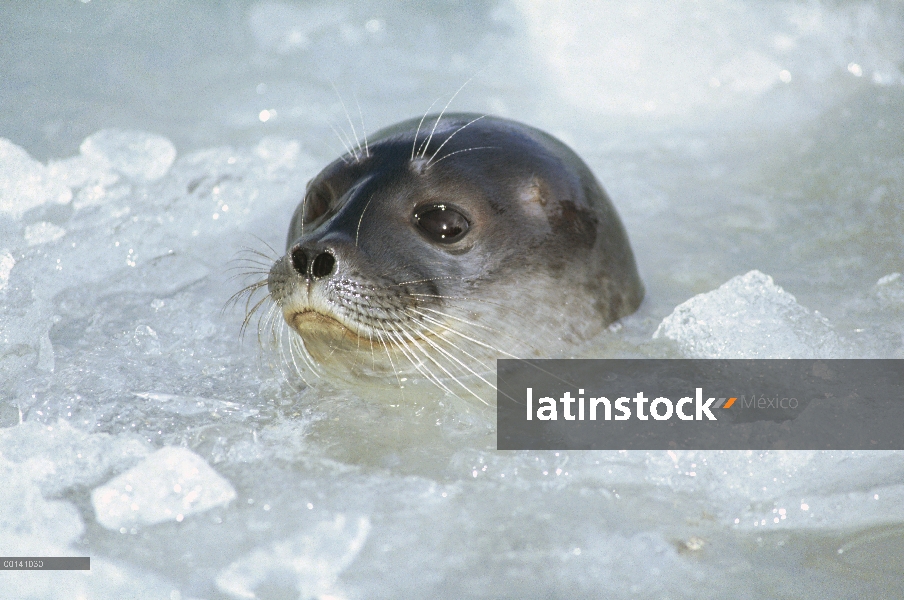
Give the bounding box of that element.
[654,270,847,358]
[216,515,371,600]
[91,446,236,530]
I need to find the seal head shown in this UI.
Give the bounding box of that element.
[266,114,643,390]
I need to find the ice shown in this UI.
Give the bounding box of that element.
[78,129,177,182]
[91,446,237,530]
[653,270,847,358]
[0,420,151,496]
[515,0,904,119]
[875,272,904,307]
[1,0,903,597]
[0,139,71,218]
[23,222,66,246]
[0,249,13,290]
[0,455,84,549]
[0,420,181,599]
[216,515,370,599]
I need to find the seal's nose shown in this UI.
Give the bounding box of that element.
[290,245,335,280]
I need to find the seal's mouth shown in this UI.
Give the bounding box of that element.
[286,307,440,352]
[287,309,384,351]
[289,309,354,335]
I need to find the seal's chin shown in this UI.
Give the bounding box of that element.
[284,309,416,385]
[284,309,448,384]
[288,310,372,350]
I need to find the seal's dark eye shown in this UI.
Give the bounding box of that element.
[414,205,470,243]
[302,188,330,224]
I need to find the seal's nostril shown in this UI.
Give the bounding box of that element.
[290,246,307,276]
[311,252,335,279]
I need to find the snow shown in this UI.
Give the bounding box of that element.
[1,0,903,597]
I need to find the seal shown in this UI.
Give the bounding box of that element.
[263,113,643,397]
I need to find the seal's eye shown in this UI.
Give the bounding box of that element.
[302,188,331,224]
[414,204,470,243]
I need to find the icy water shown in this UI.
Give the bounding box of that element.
[1,1,903,598]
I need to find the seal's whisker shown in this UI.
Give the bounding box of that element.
[392,276,458,287]
[224,273,268,288]
[353,92,369,158]
[408,308,525,359]
[330,81,364,162]
[225,266,268,281]
[374,325,416,393]
[368,329,379,372]
[276,322,294,379]
[322,137,351,166]
[380,323,453,395]
[400,328,480,404]
[240,292,272,340]
[408,292,535,322]
[260,304,288,380]
[258,302,274,348]
[299,191,307,239]
[419,75,478,159]
[412,98,440,160]
[252,303,273,374]
[290,333,320,381]
[395,333,458,398]
[241,282,269,314]
[247,235,282,260]
[328,122,357,163]
[410,306,538,355]
[224,279,268,310]
[355,194,376,248]
[279,321,300,382]
[226,259,271,272]
[400,322,493,404]
[222,279,266,318]
[426,146,499,170]
[425,115,486,168]
[234,247,278,262]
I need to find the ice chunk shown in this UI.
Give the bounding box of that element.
[0,456,84,548]
[24,221,66,246]
[0,250,13,291]
[0,138,72,218]
[79,129,177,182]
[216,515,370,600]
[133,392,261,418]
[0,420,151,497]
[875,272,904,307]
[91,446,236,530]
[47,151,119,190]
[0,287,55,383]
[653,270,844,358]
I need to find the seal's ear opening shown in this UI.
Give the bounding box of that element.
[517,177,550,219]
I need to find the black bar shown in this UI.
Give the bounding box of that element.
[0,557,90,570]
